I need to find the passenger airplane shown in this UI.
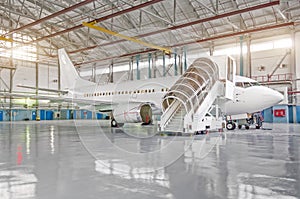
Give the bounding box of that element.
[56,48,283,131]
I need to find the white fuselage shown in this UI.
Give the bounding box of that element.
[70,75,283,117]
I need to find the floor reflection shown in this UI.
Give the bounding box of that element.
[0,167,37,199]
[0,121,299,199]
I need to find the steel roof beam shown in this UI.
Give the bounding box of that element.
[75,22,294,66]
[172,22,294,47]
[4,0,96,36]
[29,0,163,43]
[68,1,280,54]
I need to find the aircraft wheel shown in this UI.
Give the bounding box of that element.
[238,125,242,129]
[226,122,236,130]
[245,125,250,130]
[256,125,261,129]
[111,119,118,127]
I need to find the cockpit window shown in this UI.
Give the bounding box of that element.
[235,82,244,87]
[235,81,260,88]
[250,82,260,86]
[243,82,252,88]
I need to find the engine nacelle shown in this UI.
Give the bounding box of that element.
[113,103,152,124]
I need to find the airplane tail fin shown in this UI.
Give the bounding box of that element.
[58,48,95,91]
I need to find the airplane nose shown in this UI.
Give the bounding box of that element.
[271,90,284,104]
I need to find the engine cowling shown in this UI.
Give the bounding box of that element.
[113,103,152,124]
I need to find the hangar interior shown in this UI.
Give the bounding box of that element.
[1,1,300,199]
[0,0,300,123]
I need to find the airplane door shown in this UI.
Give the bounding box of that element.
[225,56,236,100]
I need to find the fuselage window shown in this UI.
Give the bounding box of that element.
[161,88,164,92]
[137,90,140,94]
[152,89,155,93]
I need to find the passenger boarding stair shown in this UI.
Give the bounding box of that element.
[159,58,224,134]
[163,104,186,132]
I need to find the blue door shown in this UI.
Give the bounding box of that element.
[0,111,3,121]
[288,105,294,123]
[46,111,53,120]
[97,113,103,119]
[32,111,36,120]
[40,110,46,120]
[297,106,300,123]
[87,111,92,119]
[67,110,74,119]
[73,110,76,119]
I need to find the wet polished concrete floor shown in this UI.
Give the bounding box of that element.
[0,120,299,199]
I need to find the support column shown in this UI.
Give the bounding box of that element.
[148,53,152,79]
[174,49,178,76]
[58,53,61,95]
[247,36,252,78]
[178,54,182,75]
[294,31,300,104]
[109,61,113,83]
[136,54,140,80]
[209,44,214,56]
[92,63,96,83]
[290,30,296,105]
[240,35,244,76]
[35,44,39,119]
[129,57,134,81]
[152,52,157,78]
[9,29,13,122]
[183,46,187,72]
[163,52,166,77]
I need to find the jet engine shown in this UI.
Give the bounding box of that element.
[112,103,152,125]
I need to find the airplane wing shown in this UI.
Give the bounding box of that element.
[0,91,116,112]
[17,85,69,95]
